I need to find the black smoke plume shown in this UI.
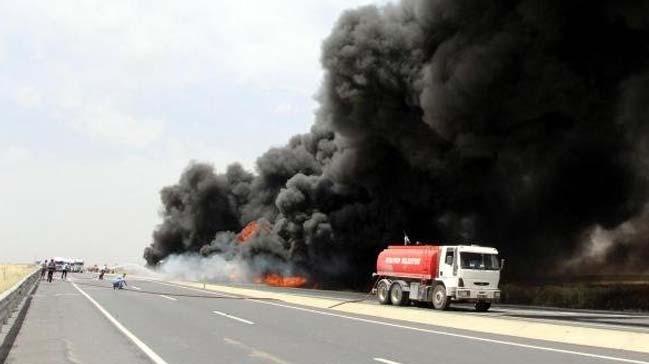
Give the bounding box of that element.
[144,0,649,285]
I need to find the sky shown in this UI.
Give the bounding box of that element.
[0,0,386,265]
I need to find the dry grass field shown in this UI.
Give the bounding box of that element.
[0,264,36,295]
[502,282,649,311]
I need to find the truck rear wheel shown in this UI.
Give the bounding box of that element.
[377,280,391,305]
[432,284,449,310]
[389,283,409,306]
[475,302,491,312]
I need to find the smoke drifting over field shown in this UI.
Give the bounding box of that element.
[144,0,649,284]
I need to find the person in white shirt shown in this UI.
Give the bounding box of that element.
[113,274,127,290]
[61,263,70,279]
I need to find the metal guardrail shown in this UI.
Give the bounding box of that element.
[0,268,39,328]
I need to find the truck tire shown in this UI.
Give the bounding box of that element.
[475,302,491,312]
[389,283,409,306]
[377,280,391,305]
[432,284,449,310]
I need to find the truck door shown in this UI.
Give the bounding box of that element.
[439,247,455,278]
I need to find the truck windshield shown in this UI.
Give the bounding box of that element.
[460,253,499,270]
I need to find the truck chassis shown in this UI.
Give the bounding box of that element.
[374,276,498,312]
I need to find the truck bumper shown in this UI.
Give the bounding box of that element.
[453,288,500,303]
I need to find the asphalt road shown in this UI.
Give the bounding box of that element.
[6,274,649,364]
[221,282,649,333]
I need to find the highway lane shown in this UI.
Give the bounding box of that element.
[14,274,644,364]
[132,279,649,363]
[5,275,151,364]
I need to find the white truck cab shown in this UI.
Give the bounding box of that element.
[437,245,502,311]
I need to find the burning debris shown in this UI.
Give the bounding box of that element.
[145,0,649,286]
[237,219,309,287]
[260,274,308,288]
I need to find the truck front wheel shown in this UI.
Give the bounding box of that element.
[432,284,450,310]
[389,283,409,306]
[377,280,391,305]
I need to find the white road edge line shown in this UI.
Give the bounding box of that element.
[130,286,142,290]
[374,358,403,364]
[212,310,255,325]
[498,314,649,333]
[159,294,177,301]
[71,283,169,364]
[155,282,649,364]
[248,300,649,364]
[149,281,238,298]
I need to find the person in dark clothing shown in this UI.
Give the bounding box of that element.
[98,264,106,280]
[47,259,56,283]
[40,259,47,279]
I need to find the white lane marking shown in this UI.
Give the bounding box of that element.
[148,281,239,298]
[71,283,169,364]
[155,279,358,302]
[158,294,177,301]
[246,300,649,364]
[497,314,649,333]
[155,282,649,363]
[223,337,291,364]
[374,358,403,364]
[499,308,644,318]
[130,286,142,290]
[134,278,365,302]
[212,310,255,325]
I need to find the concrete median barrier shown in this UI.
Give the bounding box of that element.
[0,267,40,362]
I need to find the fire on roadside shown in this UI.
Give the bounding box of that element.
[236,220,308,288]
[262,273,308,288]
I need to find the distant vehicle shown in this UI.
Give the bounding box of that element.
[71,259,84,273]
[52,257,66,272]
[49,257,84,272]
[374,244,503,312]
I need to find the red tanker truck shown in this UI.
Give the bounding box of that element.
[373,244,503,311]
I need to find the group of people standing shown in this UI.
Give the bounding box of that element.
[39,259,70,282]
[38,260,127,290]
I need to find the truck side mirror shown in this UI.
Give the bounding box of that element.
[500,258,505,270]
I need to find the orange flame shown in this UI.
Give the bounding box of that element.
[235,221,307,288]
[236,220,272,244]
[263,273,307,288]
